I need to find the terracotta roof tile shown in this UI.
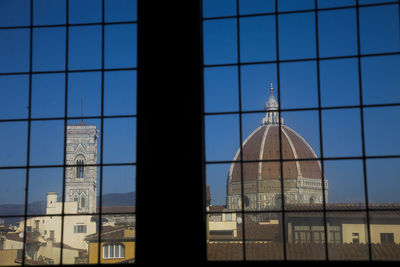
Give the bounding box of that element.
[52,242,86,252]
[85,226,135,242]
[209,215,280,242]
[5,232,38,243]
[97,206,135,213]
[230,125,322,183]
[208,205,226,212]
[207,243,400,261]
[285,203,400,216]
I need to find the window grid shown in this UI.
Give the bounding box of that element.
[314,0,329,258]
[203,0,400,262]
[103,243,125,259]
[0,0,137,265]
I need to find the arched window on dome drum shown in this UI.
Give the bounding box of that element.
[275,196,282,209]
[244,195,250,207]
[76,160,84,178]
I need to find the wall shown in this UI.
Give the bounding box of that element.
[2,238,23,250]
[37,240,80,265]
[370,224,400,244]
[20,212,96,250]
[208,212,237,237]
[63,216,97,250]
[0,249,19,266]
[342,223,368,244]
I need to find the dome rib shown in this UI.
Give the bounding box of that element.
[229,126,264,183]
[227,85,327,209]
[281,126,303,178]
[257,124,271,176]
[228,125,323,182]
[283,126,322,169]
[283,126,322,179]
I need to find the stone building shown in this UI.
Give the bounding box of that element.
[14,122,100,264]
[65,122,99,214]
[227,84,328,213]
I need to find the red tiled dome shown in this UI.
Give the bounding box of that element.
[226,84,326,209]
[229,124,321,183]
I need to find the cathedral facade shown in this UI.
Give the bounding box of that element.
[227,85,328,211]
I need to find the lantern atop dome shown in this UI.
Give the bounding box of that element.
[261,83,284,125]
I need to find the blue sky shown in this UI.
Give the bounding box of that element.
[0,0,137,208]
[203,0,400,206]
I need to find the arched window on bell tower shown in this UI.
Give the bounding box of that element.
[77,159,84,178]
[81,196,86,209]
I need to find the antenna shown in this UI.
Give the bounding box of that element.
[80,98,84,124]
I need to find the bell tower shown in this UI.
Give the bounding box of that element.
[65,122,99,214]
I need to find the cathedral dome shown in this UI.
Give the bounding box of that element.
[228,123,322,183]
[228,84,321,183]
[226,84,327,210]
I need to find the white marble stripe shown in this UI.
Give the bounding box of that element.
[228,125,264,182]
[283,126,322,170]
[257,124,271,176]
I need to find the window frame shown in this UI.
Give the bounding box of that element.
[76,159,84,178]
[0,0,138,264]
[1,0,400,265]
[380,233,395,244]
[102,243,125,259]
[73,224,87,234]
[200,0,400,264]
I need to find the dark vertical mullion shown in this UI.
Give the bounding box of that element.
[199,0,209,260]
[314,0,329,260]
[60,0,69,264]
[97,0,105,264]
[135,0,143,261]
[22,0,33,265]
[355,0,372,261]
[235,0,247,261]
[134,0,139,261]
[274,0,287,261]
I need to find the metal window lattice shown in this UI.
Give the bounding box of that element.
[0,0,137,265]
[203,0,400,261]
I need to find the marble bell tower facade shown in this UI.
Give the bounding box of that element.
[65,123,99,214]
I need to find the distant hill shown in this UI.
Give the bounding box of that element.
[0,192,135,226]
[97,192,136,207]
[0,201,46,217]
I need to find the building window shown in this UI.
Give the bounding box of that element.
[312,231,325,244]
[294,226,311,244]
[209,213,222,222]
[0,0,137,264]
[352,233,360,244]
[73,225,87,234]
[103,244,125,259]
[380,233,395,244]
[49,230,55,241]
[76,160,84,178]
[203,0,400,262]
[329,226,341,244]
[81,197,86,208]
